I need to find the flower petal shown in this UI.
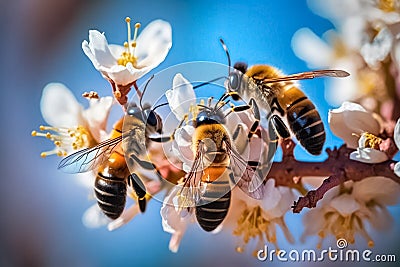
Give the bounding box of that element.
[161,186,192,234]
[40,83,84,127]
[395,162,400,177]
[82,204,110,228]
[107,203,140,231]
[260,179,281,211]
[328,102,380,148]
[352,176,400,205]
[330,193,360,216]
[291,28,333,68]
[135,20,172,68]
[394,118,400,150]
[166,73,196,120]
[82,30,116,69]
[82,96,114,142]
[264,186,296,219]
[350,148,388,163]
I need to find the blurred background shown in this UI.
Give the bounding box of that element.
[1,0,399,266]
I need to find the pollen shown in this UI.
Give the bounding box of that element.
[359,132,382,150]
[233,206,281,254]
[316,211,375,249]
[117,17,141,67]
[32,124,95,158]
[379,0,397,12]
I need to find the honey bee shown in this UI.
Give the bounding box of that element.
[176,92,265,232]
[58,77,163,220]
[220,39,350,155]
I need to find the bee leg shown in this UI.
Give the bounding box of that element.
[128,173,147,212]
[232,124,249,152]
[247,98,260,141]
[269,114,290,140]
[270,97,285,116]
[149,115,187,143]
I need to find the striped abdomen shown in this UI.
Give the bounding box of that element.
[94,172,127,219]
[283,88,325,155]
[195,178,231,232]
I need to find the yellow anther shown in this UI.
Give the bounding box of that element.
[40,152,47,158]
[235,246,244,253]
[54,141,61,146]
[368,240,374,247]
[57,151,63,157]
[124,42,129,48]
[125,17,131,23]
[46,132,52,139]
[135,22,141,28]
[39,125,45,131]
[31,131,37,136]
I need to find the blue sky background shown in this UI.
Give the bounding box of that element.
[2,0,399,266]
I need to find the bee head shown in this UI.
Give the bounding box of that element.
[195,108,225,127]
[143,104,163,134]
[127,103,163,134]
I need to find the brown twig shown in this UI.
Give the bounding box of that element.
[265,139,400,213]
[107,79,134,107]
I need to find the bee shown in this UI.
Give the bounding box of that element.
[58,77,163,220]
[220,39,350,155]
[176,92,265,232]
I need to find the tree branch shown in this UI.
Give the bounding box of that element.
[266,139,400,213]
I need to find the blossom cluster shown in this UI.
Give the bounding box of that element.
[32,12,400,257]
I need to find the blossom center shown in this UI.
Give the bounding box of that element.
[32,125,95,157]
[360,132,382,149]
[233,206,279,256]
[117,17,141,67]
[317,210,374,249]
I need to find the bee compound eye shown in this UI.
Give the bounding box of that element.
[229,73,239,90]
[146,110,157,127]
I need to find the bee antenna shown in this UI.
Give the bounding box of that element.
[152,102,169,111]
[219,39,231,71]
[192,76,227,90]
[140,74,155,109]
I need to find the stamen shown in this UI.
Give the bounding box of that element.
[32,125,94,158]
[117,17,140,67]
[360,132,382,149]
[132,23,141,56]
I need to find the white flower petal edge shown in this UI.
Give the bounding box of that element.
[328,101,380,148]
[40,83,84,127]
[394,118,400,150]
[166,73,196,120]
[395,162,400,177]
[350,147,388,163]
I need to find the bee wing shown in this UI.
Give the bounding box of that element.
[225,140,265,200]
[176,142,205,208]
[262,69,349,84]
[57,136,123,173]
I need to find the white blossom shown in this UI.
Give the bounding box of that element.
[32,83,113,157]
[329,101,388,163]
[82,19,172,86]
[302,176,400,248]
